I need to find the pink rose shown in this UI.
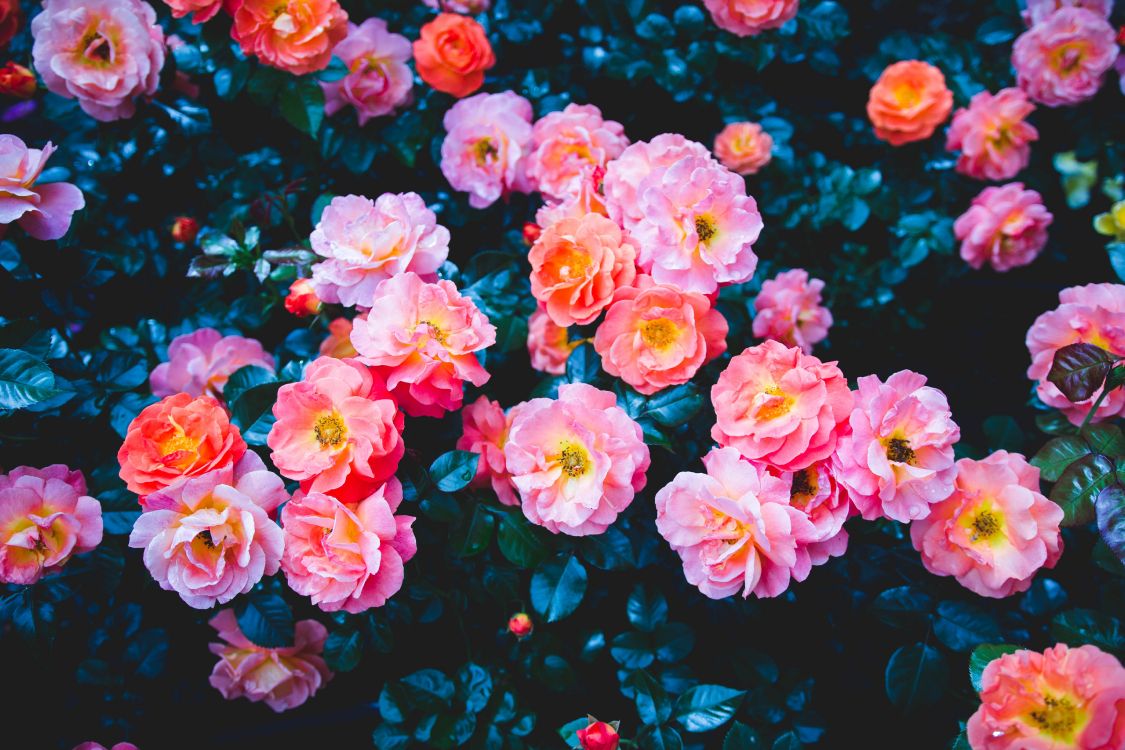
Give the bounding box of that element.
[232,0,347,76]
[309,193,450,309]
[946,88,1039,181]
[351,272,496,417]
[421,0,490,12]
[73,744,139,750]
[655,447,817,598]
[456,396,518,506]
[594,275,728,395]
[770,458,850,566]
[32,0,165,122]
[752,269,833,353]
[322,19,413,125]
[526,103,629,202]
[281,479,416,612]
[150,327,275,400]
[535,167,610,228]
[527,306,577,375]
[0,135,84,241]
[1026,283,1125,424]
[603,134,717,229]
[0,465,102,585]
[711,340,853,472]
[703,0,800,37]
[128,452,286,609]
[834,370,960,523]
[161,0,223,23]
[320,317,358,359]
[440,91,534,209]
[208,608,333,712]
[504,383,650,536]
[713,121,774,175]
[1012,7,1119,106]
[1022,0,1112,26]
[954,183,1053,272]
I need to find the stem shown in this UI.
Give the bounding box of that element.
[1079,387,1112,432]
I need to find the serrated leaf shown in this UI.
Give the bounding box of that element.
[969,644,1019,692]
[1051,454,1114,525]
[1047,343,1115,403]
[1031,436,1090,482]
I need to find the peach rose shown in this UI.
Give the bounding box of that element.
[1012,7,1118,107]
[866,60,953,145]
[954,183,1053,272]
[456,396,518,506]
[526,103,629,202]
[752,269,833,354]
[703,0,800,37]
[713,122,774,175]
[117,393,247,500]
[946,88,1039,181]
[527,306,577,375]
[149,327,276,400]
[770,458,850,566]
[320,317,358,358]
[232,0,348,76]
[594,276,728,395]
[413,13,495,98]
[163,0,224,23]
[530,213,638,327]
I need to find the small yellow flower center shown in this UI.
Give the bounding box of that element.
[196,530,217,549]
[161,432,196,456]
[557,442,591,478]
[420,319,448,346]
[1025,695,1082,742]
[1051,43,1087,75]
[970,509,1001,542]
[892,83,921,107]
[640,318,678,349]
[790,468,819,508]
[695,214,717,244]
[473,138,499,166]
[314,414,347,447]
[755,385,794,422]
[884,437,916,464]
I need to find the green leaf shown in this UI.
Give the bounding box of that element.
[642,384,704,427]
[969,644,1019,692]
[771,732,802,750]
[653,622,695,663]
[455,504,495,557]
[1097,486,1125,565]
[1031,436,1091,482]
[0,348,59,409]
[278,78,325,136]
[229,381,283,446]
[496,512,548,568]
[885,643,948,713]
[324,626,364,672]
[558,718,588,749]
[530,555,588,623]
[871,586,934,628]
[223,365,276,405]
[611,630,655,669]
[566,342,601,384]
[1051,609,1124,653]
[1081,424,1125,457]
[640,725,684,750]
[982,415,1023,452]
[103,510,141,535]
[430,450,479,493]
[627,584,669,632]
[1047,343,1116,403]
[457,663,493,714]
[674,684,745,732]
[1050,454,1115,525]
[628,668,672,726]
[722,721,762,750]
[951,732,971,750]
[933,601,1002,652]
[235,592,295,648]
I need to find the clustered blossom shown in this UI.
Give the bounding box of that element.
[752,269,833,353]
[0,135,84,241]
[866,60,953,145]
[1022,0,1113,26]
[713,121,774,175]
[232,0,348,76]
[457,396,518,506]
[954,183,1053,272]
[441,91,534,208]
[526,103,629,202]
[703,0,800,37]
[1012,7,1119,107]
[150,327,276,400]
[421,0,491,12]
[946,88,1039,181]
[322,19,413,125]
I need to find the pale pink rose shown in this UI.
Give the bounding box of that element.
[322,19,413,126]
[268,357,404,503]
[526,103,629,202]
[421,0,490,12]
[752,269,833,354]
[456,396,518,506]
[946,88,1039,181]
[834,370,960,523]
[208,608,332,713]
[711,340,853,472]
[1012,7,1119,107]
[150,328,275,400]
[967,644,1125,750]
[594,275,728,395]
[0,136,85,242]
[128,452,286,609]
[527,306,576,375]
[630,155,762,294]
[1026,283,1125,424]
[309,193,450,309]
[73,744,139,750]
[713,122,774,176]
[440,90,534,209]
[703,0,799,36]
[911,451,1062,598]
[31,0,165,122]
[350,272,496,417]
[320,317,359,359]
[162,0,223,23]
[770,458,850,566]
[603,134,717,229]
[954,183,1053,272]
[0,465,102,585]
[535,167,610,228]
[504,383,650,536]
[281,479,416,613]
[1022,0,1113,26]
[655,446,817,599]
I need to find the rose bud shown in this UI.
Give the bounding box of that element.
[285,278,322,317]
[522,222,541,246]
[0,63,35,99]
[171,216,200,244]
[507,612,533,639]
[577,719,619,750]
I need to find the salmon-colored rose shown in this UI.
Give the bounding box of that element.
[232,0,348,75]
[867,60,953,146]
[413,13,495,98]
[713,122,774,175]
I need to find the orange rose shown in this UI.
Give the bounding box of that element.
[413,13,495,98]
[117,393,247,499]
[232,0,348,76]
[0,62,35,99]
[866,60,953,146]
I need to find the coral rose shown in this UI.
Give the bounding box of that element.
[150,327,276,400]
[0,465,102,585]
[603,134,717,230]
[577,720,620,750]
[703,0,799,36]
[309,192,450,309]
[752,268,833,353]
[0,135,85,241]
[163,0,224,23]
[771,458,850,565]
[31,0,165,122]
[118,393,247,499]
[1012,7,1118,107]
[129,452,286,608]
[232,0,347,75]
[536,166,610,228]
[456,396,518,506]
[530,212,638,327]
[866,60,953,145]
[526,103,629,202]
[0,63,36,99]
[285,278,322,317]
[528,306,576,375]
[946,88,1039,181]
[320,317,358,358]
[594,275,728,395]
[954,183,1053,272]
[655,447,818,599]
[281,478,417,612]
[413,13,495,98]
[504,383,650,536]
[911,451,1063,598]
[834,370,960,523]
[208,609,332,712]
[1026,283,1125,424]
[967,644,1125,750]
[713,121,774,175]
[440,90,534,209]
[0,0,20,50]
[322,19,413,125]
[268,357,404,502]
[351,272,496,417]
[711,340,853,472]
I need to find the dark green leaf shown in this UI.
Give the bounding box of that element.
[642,384,704,427]
[278,78,325,136]
[934,601,1002,652]
[430,450,480,493]
[629,669,672,726]
[1050,454,1114,525]
[982,416,1023,452]
[566,342,601,384]
[771,732,802,750]
[1082,424,1125,457]
[235,592,295,648]
[530,555,588,623]
[674,684,745,732]
[496,512,548,568]
[722,721,762,750]
[611,630,655,669]
[325,626,364,672]
[455,504,495,557]
[1031,436,1090,482]
[1096,485,1125,564]
[871,586,934,628]
[627,584,669,632]
[885,643,947,713]
[1051,609,1124,653]
[0,348,59,409]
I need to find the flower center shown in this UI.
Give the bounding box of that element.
[790,468,819,507]
[548,246,592,281]
[1051,43,1087,74]
[473,138,499,166]
[195,530,217,549]
[884,437,916,464]
[79,28,114,66]
[556,442,591,478]
[314,414,346,447]
[970,509,1001,542]
[755,385,794,421]
[695,214,717,244]
[419,319,448,346]
[892,83,921,107]
[1025,695,1082,742]
[640,318,678,349]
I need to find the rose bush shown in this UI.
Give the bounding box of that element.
[1,1,1123,749]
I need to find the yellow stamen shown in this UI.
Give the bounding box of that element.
[790,468,819,508]
[556,442,590,478]
[1025,695,1082,742]
[314,414,346,447]
[473,138,499,166]
[640,318,678,349]
[755,385,794,422]
[884,437,916,464]
[695,215,717,244]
